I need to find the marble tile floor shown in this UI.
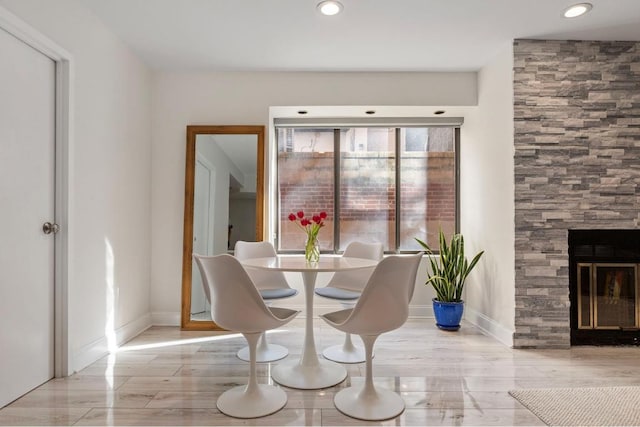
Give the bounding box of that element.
[2,318,640,426]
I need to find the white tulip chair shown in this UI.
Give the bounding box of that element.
[320,252,423,421]
[194,254,300,418]
[314,241,383,363]
[234,241,298,362]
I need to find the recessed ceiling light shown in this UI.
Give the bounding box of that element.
[563,3,592,18]
[317,1,343,16]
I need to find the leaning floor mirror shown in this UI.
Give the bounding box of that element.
[181,125,264,330]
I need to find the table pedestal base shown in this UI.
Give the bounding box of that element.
[272,359,347,389]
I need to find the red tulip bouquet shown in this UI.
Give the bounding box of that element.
[288,210,327,262]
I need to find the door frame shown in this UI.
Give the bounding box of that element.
[0,6,71,377]
[191,153,216,315]
[195,152,217,256]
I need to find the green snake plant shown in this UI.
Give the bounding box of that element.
[415,231,484,303]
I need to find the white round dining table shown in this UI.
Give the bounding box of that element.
[240,255,378,390]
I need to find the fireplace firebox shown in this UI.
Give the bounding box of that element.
[569,230,640,345]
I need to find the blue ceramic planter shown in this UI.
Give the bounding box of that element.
[432,298,464,331]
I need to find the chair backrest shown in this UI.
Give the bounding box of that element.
[341,252,423,335]
[193,253,284,332]
[234,241,291,291]
[326,241,384,292]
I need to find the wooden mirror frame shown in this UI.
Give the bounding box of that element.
[181,125,265,330]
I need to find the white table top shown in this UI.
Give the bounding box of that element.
[241,255,378,272]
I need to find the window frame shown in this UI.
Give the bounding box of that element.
[275,124,460,254]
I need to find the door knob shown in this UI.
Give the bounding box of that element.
[42,222,60,235]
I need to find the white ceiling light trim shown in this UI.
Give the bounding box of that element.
[317,1,343,16]
[563,3,593,18]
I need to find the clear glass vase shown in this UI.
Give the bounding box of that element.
[305,236,320,263]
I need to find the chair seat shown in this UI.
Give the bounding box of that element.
[260,288,298,300]
[321,308,353,327]
[268,306,300,320]
[315,287,360,300]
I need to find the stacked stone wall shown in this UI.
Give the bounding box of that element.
[514,39,640,348]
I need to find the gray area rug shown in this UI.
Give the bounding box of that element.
[509,386,640,426]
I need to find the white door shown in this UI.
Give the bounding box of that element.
[0,27,56,407]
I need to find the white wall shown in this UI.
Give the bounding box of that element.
[460,43,515,346]
[0,0,152,372]
[150,71,478,322]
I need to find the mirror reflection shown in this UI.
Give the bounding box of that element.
[181,126,264,329]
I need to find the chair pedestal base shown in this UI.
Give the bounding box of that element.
[334,386,405,421]
[322,344,368,364]
[237,343,288,363]
[323,332,371,364]
[217,384,287,419]
[272,359,346,389]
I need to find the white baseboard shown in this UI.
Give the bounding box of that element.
[464,307,514,347]
[149,308,516,341]
[72,313,152,373]
[149,306,434,325]
[273,304,433,319]
[151,311,181,326]
[409,304,433,319]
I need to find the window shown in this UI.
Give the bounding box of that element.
[277,125,458,253]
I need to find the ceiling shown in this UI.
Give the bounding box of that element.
[83,0,640,72]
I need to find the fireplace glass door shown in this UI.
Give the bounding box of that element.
[577,263,638,329]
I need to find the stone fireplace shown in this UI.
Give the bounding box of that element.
[513,39,640,348]
[569,230,640,345]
